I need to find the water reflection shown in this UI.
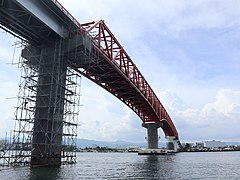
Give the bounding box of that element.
[145,155,159,170]
[28,167,61,180]
[144,155,160,179]
[133,155,177,179]
[1,152,240,179]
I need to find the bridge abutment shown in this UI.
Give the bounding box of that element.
[142,122,162,149]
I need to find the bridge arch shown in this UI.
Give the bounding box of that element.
[160,119,178,139]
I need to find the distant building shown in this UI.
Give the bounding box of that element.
[203,140,226,148]
[196,142,204,148]
[127,146,140,152]
[182,142,194,148]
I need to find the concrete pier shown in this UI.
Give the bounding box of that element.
[21,35,90,167]
[22,45,67,166]
[32,58,66,166]
[166,136,179,152]
[142,122,162,149]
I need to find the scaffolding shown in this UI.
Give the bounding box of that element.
[62,67,81,165]
[0,39,81,167]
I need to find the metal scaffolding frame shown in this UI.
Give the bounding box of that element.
[0,39,81,167]
[62,67,81,165]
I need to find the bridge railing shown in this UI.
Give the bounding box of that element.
[51,0,81,28]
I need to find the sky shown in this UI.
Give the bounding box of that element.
[0,0,240,143]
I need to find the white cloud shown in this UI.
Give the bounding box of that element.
[159,89,240,142]
[0,81,18,137]
[78,87,240,142]
[0,30,21,137]
[77,79,145,142]
[211,89,240,116]
[58,0,240,37]
[0,30,20,63]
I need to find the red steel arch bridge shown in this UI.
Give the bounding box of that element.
[0,0,181,166]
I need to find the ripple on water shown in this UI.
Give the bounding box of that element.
[1,152,240,180]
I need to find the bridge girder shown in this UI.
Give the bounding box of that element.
[0,0,79,44]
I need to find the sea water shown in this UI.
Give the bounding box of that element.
[0,151,240,179]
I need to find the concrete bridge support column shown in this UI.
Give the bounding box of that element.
[166,136,179,152]
[142,122,162,149]
[22,45,67,166]
[31,54,67,166]
[21,35,91,167]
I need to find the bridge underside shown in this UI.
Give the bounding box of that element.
[66,33,178,138]
[0,0,70,43]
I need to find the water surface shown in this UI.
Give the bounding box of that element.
[1,151,240,179]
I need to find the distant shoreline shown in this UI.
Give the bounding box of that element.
[182,149,240,153]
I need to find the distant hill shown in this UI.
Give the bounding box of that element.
[75,139,146,148]
[1,136,239,148]
[75,138,167,148]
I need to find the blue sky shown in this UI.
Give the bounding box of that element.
[0,0,240,143]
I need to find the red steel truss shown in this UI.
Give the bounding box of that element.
[75,20,179,139]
